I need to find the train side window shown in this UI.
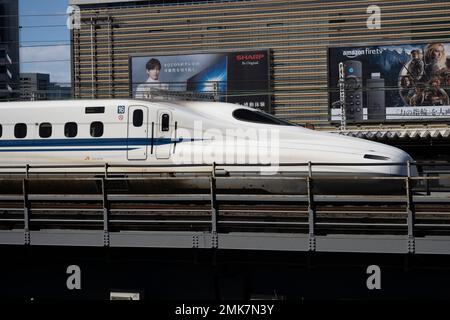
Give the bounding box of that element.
[90,121,104,137]
[0,124,2,138]
[133,109,143,127]
[14,123,27,138]
[161,114,170,131]
[39,123,52,138]
[65,122,78,138]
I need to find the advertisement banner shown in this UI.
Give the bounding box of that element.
[130,50,270,112]
[328,43,450,123]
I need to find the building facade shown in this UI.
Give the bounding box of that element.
[20,73,72,101]
[69,0,450,160]
[20,73,50,101]
[0,0,19,101]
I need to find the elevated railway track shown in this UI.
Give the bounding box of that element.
[0,162,450,254]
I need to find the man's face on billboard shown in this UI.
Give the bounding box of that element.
[411,49,423,61]
[430,78,440,88]
[147,67,161,80]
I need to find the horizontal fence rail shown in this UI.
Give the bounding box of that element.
[0,161,449,254]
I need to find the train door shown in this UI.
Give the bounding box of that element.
[156,110,172,160]
[127,106,148,160]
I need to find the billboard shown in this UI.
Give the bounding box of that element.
[130,50,271,112]
[328,43,450,123]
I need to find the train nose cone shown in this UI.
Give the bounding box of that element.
[391,149,417,177]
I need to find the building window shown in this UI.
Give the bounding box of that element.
[39,123,52,138]
[14,123,27,138]
[65,122,78,138]
[90,121,104,137]
[133,109,143,127]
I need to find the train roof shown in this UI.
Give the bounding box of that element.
[0,99,256,119]
[0,98,245,109]
[0,99,154,108]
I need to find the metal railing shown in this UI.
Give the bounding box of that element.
[0,161,450,253]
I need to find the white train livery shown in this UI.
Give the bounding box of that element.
[0,99,416,194]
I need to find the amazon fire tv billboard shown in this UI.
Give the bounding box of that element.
[130,50,271,112]
[328,42,450,123]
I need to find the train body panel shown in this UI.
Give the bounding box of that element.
[0,99,416,194]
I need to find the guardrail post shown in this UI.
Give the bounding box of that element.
[22,179,30,245]
[192,234,199,249]
[101,178,110,247]
[425,172,430,196]
[104,162,109,179]
[210,163,218,249]
[406,161,415,254]
[307,162,316,252]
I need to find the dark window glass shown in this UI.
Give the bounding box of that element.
[161,114,170,131]
[0,124,2,138]
[90,121,104,137]
[133,109,143,127]
[14,123,27,138]
[39,123,52,138]
[85,106,105,114]
[232,109,295,126]
[65,122,78,138]
[364,154,390,161]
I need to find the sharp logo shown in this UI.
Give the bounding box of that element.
[236,53,265,61]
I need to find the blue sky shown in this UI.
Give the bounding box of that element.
[19,0,70,85]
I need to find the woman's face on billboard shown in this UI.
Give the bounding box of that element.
[430,46,444,61]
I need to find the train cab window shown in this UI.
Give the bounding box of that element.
[14,123,27,138]
[161,114,170,131]
[232,109,295,126]
[133,109,143,127]
[90,121,104,137]
[39,123,52,138]
[65,122,78,138]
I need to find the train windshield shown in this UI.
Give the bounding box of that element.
[232,109,295,126]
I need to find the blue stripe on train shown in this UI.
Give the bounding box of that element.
[0,138,180,147]
[0,137,197,152]
[0,148,138,152]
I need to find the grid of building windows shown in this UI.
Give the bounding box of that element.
[71,0,450,129]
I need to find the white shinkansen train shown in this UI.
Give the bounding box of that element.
[0,99,417,194]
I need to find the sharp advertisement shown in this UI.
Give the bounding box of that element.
[130,50,271,112]
[328,43,450,123]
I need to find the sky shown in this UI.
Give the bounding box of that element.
[19,0,70,85]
